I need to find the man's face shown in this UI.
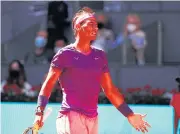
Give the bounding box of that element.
[78,16,98,41]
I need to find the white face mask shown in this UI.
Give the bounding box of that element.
[54,46,62,53]
[127,24,136,32]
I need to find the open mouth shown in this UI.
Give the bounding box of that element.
[90,32,97,36]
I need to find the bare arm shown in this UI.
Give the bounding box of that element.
[33,49,66,129]
[39,66,62,98]
[100,72,151,133]
[33,66,62,130]
[100,72,124,108]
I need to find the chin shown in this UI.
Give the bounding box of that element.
[91,38,96,41]
[90,36,97,40]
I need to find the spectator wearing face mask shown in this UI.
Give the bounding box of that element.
[111,14,147,66]
[125,14,147,65]
[1,60,35,100]
[24,31,54,64]
[91,13,114,52]
[53,37,67,54]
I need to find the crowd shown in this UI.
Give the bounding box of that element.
[20,1,148,66]
[1,2,178,105]
[1,58,178,105]
[92,13,147,66]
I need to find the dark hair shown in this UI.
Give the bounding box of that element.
[175,77,180,91]
[55,36,68,44]
[7,60,27,87]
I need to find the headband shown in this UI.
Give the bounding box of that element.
[74,14,95,30]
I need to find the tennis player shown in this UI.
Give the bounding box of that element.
[33,7,151,134]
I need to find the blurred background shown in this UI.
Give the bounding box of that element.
[1,1,180,134]
[1,0,180,104]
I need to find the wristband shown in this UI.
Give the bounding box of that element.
[117,102,133,117]
[35,95,48,116]
[37,95,49,107]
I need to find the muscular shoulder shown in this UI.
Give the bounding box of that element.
[51,45,75,69]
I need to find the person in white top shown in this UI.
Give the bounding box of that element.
[124,14,147,65]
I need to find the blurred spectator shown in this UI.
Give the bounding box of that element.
[112,13,147,66]
[1,60,35,100]
[92,12,114,52]
[125,14,147,65]
[98,91,111,104]
[53,37,68,54]
[24,31,54,64]
[170,77,180,134]
[46,1,69,50]
[176,77,180,90]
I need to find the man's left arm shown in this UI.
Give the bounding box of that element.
[100,72,133,116]
[100,52,151,133]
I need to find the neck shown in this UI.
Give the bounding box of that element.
[74,36,92,54]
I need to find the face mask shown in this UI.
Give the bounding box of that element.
[98,22,105,29]
[10,70,20,78]
[127,24,136,32]
[35,36,47,48]
[54,46,62,53]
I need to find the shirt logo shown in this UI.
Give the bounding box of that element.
[95,57,99,60]
[74,57,79,60]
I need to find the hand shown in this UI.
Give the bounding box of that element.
[127,113,151,133]
[33,114,44,131]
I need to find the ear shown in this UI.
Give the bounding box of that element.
[75,24,81,31]
[74,30,77,36]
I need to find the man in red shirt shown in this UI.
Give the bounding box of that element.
[170,77,180,134]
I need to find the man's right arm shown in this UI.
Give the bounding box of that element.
[33,66,62,130]
[39,66,62,98]
[39,48,66,100]
[35,66,62,114]
[34,48,66,130]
